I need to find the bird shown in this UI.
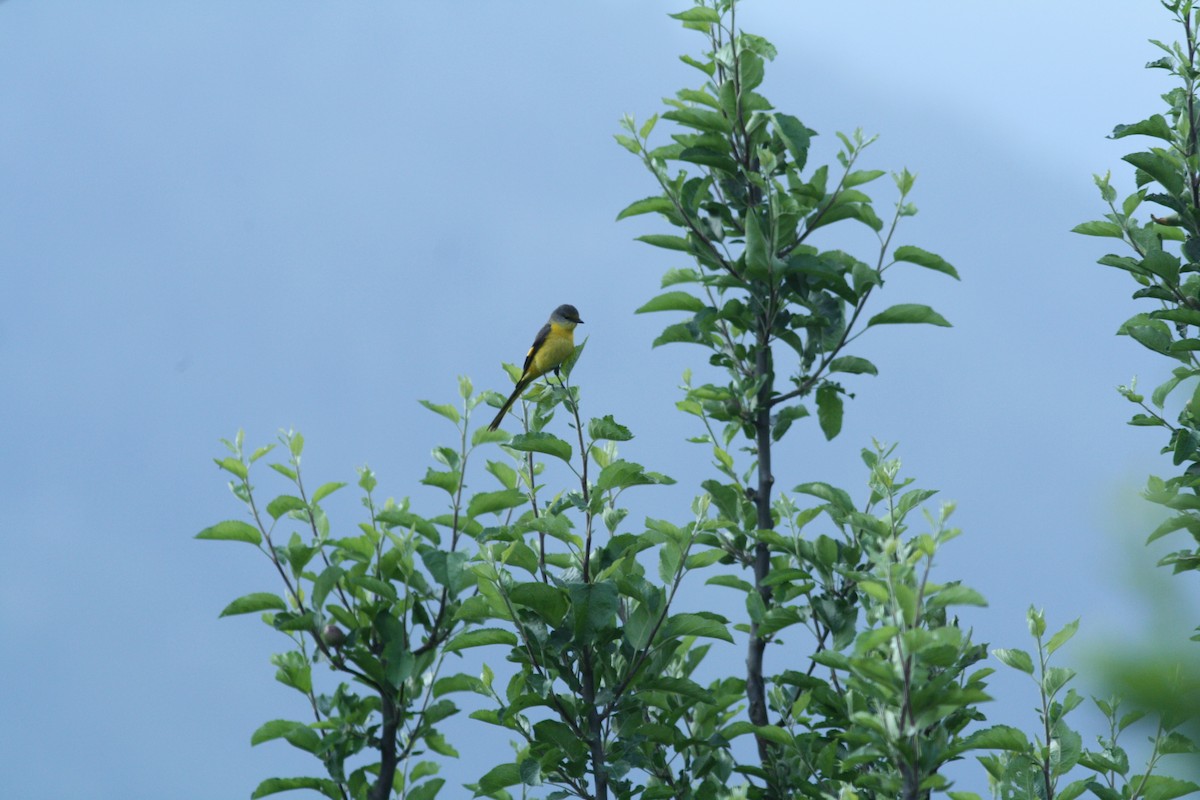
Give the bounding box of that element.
[488,304,584,431]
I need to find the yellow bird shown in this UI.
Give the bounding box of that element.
[488,304,584,431]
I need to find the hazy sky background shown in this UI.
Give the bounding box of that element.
[3,2,1197,798]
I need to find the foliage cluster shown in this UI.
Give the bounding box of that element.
[1078,0,1200,590]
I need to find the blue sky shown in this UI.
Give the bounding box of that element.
[2,2,1196,797]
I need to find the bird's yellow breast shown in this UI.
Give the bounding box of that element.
[527,322,576,380]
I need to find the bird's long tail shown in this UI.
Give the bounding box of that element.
[488,377,531,431]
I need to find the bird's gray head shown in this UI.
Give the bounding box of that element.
[551,304,583,325]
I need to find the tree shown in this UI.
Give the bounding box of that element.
[201,2,1200,799]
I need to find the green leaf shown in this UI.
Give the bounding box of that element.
[250,719,321,753]
[1042,665,1075,697]
[719,721,757,741]
[743,210,773,280]
[1046,618,1079,654]
[1124,151,1185,196]
[1137,775,1200,800]
[1185,236,1200,263]
[509,583,569,625]
[270,651,313,693]
[707,574,752,592]
[476,762,522,794]
[685,548,725,569]
[809,199,883,233]
[421,468,461,495]
[1111,114,1174,142]
[927,585,988,610]
[311,481,346,504]
[867,304,951,327]
[1050,720,1082,777]
[407,779,445,800]
[993,647,1034,674]
[1169,338,1200,352]
[892,245,961,278]
[894,583,918,625]
[856,625,900,652]
[1159,731,1200,755]
[1150,366,1196,407]
[844,169,886,188]
[1127,321,1173,355]
[269,462,296,481]
[249,443,275,463]
[1143,249,1181,284]
[661,611,733,642]
[653,321,709,347]
[375,508,440,543]
[828,356,878,376]
[196,520,262,546]
[251,777,341,800]
[965,724,1030,752]
[467,488,527,518]
[614,133,639,153]
[636,291,706,314]
[662,107,732,134]
[738,50,764,91]
[419,400,460,424]
[755,724,793,746]
[771,404,809,441]
[220,593,288,617]
[771,113,814,171]
[1085,783,1124,800]
[668,6,721,23]
[445,628,518,653]
[214,456,248,480]
[568,581,619,639]
[816,384,843,441]
[421,549,473,594]
[1072,220,1126,238]
[1099,253,1146,275]
[661,267,700,287]
[1146,512,1200,544]
[508,432,572,462]
[518,757,541,786]
[471,427,509,447]
[858,581,890,603]
[1093,170,1118,203]
[636,233,692,252]
[588,415,634,442]
[346,575,397,602]
[793,481,855,515]
[676,88,718,109]
[1149,307,1200,326]
[486,459,518,490]
[681,151,735,176]
[596,460,674,492]
[433,674,483,698]
[266,495,306,520]
[311,565,343,611]
[616,195,676,221]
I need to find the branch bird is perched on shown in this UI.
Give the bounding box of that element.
[488,304,584,431]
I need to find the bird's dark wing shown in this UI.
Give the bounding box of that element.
[522,322,552,376]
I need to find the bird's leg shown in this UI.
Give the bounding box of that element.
[551,367,577,419]
[550,367,570,393]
